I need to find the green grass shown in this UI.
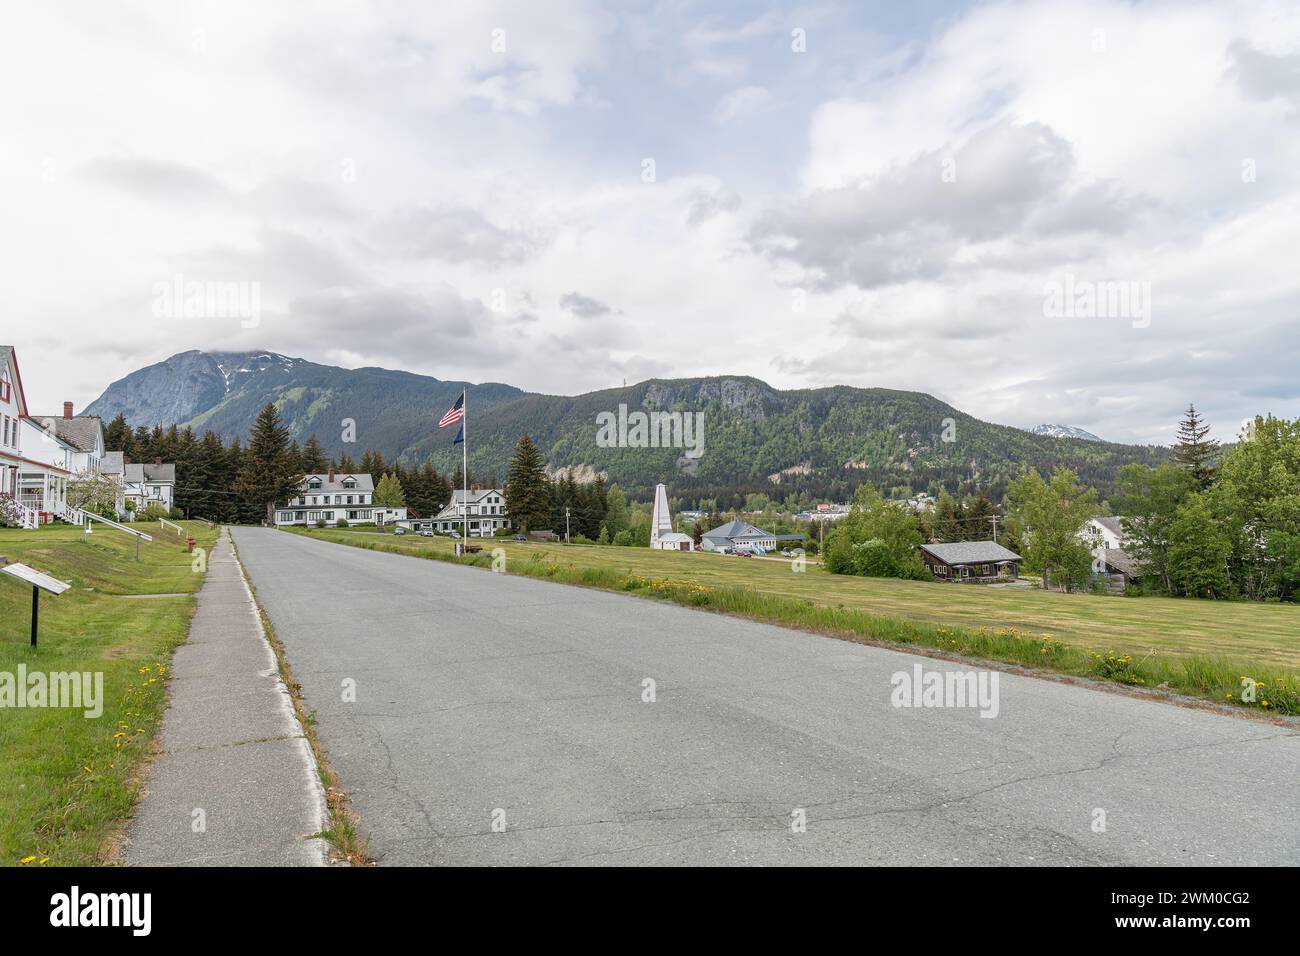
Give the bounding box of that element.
[294,527,1300,716]
[0,520,218,866]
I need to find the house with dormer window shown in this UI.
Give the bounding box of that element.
[428,487,510,537]
[273,469,385,526]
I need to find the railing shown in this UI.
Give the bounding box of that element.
[81,509,153,541]
[159,517,184,536]
[18,503,40,529]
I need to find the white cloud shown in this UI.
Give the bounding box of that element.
[2,0,1298,448]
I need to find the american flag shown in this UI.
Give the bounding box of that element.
[439,392,465,428]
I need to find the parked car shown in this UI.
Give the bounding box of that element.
[450,531,461,539]
[513,534,527,541]
[736,550,753,558]
[418,530,434,537]
[393,527,406,535]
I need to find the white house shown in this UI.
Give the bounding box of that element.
[700,519,803,554]
[1,346,87,526]
[431,488,510,537]
[30,403,106,476]
[275,470,375,526]
[1082,516,1143,587]
[1083,516,1126,551]
[123,459,176,514]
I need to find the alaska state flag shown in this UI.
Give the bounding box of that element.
[452,424,464,444]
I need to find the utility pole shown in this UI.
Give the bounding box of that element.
[565,507,570,543]
[989,515,999,543]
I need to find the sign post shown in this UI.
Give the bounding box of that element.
[1,563,71,648]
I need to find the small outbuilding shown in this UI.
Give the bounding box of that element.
[920,541,1022,583]
[653,532,694,551]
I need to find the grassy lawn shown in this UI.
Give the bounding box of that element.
[296,527,1300,713]
[0,520,218,866]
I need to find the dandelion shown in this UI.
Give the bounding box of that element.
[18,856,35,865]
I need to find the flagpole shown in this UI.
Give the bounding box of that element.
[462,388,468,541]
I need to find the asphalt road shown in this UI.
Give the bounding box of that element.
[231,527,1300,866]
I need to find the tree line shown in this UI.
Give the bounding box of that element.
[823,404,1300,604]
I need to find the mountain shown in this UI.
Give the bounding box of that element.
[86,350,1167,501]
[1028,424,1104,442]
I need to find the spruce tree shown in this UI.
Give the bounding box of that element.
[104,413,133,455]
[1173,403,1219,489]
[235,403,303,524]
[504,433,552,532]
[301,435,328,472]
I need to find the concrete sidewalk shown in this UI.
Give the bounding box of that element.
[125,528,329,866]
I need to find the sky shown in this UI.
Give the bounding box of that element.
[1,0,1298,445]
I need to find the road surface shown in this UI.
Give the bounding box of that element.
[230,527,1300,866]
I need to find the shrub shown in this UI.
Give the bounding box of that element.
[336,518,349,528]
[0,493,23,528]
[315,519,326,529]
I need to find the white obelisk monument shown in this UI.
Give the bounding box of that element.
[650,483,673,548]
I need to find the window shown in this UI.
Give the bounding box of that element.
[308,479,321,489]
[0,371,10,402]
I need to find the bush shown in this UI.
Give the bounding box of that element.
[139,502,169,522]
[336,518,349,528]
[0,493,23,528]
[315,519,326,529]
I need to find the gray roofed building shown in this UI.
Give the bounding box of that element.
[124,462,177,484]
[101,451,125,475]
[701,519,803,552]
[920,541,1022,582]
[1092,516,1125,538]
[30,412,103,453]
[920,541,1022,564]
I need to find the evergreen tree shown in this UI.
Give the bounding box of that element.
[235,403,303,524]
[604,484,629,537]
[301,435,328,472]
[504,433,552,532]
[104,413,133,455]
[1173,403,1219,489]
[963,493,997,541]
[131,425,151,461]
[935,490,964,541]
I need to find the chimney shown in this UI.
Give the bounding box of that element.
[328,467,335,482]
[154,456,161,466]
[63,401,73,419]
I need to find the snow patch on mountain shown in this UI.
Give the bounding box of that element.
[1027,423,1104,442]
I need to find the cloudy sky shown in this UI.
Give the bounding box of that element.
[2,0,1298,444]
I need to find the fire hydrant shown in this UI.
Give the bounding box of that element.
[186,536,195,553]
